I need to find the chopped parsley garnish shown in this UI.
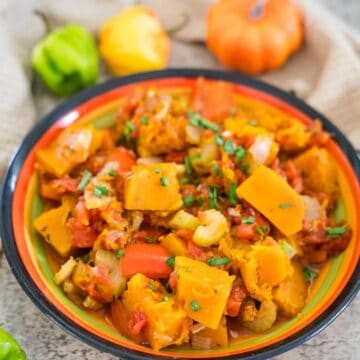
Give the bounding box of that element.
[180,177,189,185]
[77,170,92,190]
[234,146,246,163]
[184,155,192,176]
[241,164,250,175]
[207,256,230,266]
[124,121,136,141]
[82,254,90,264]
[107,168,117,177]
[256,224,269,238]
[93,184,109,198]
[280,240,296,258]
[163,293,173,302]
[215,134,224,146]
[190,152,201,160]
[140,116,149,125]
[148,281,157,292]
[197,198,205,206]
[183,195,195,207]
[160,177,169,186]
[223,140,235,154]
[145,236,155,244]
[116,249,125,259]
[166,256,175,269]
[187,111,219,132]
[303,267,318,283]
[248,120,258,126]
[154,168,161,174]
[279,202,292,209]
[212,163,221,176]
[209,185,220,210]
[325,226,348,237]
[228,182,238,206]
[229,107,237,116]
[189,300,201,312]
[242,216,255,224]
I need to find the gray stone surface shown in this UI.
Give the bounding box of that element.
[0,0,359,359]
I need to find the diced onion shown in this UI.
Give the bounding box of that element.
[191,335,212,350]
[301,195,323,222]
[190,323,206,334]
[228,207,241,217]
[249,135,272,164]
[137,157,162,165]
[185,125,201,145]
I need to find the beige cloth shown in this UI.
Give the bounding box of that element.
[0,0,359,181]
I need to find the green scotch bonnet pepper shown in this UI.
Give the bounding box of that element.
[0,327,26,360]
[32,23,99,96]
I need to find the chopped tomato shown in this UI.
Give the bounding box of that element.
[56,175,79,192]
[128,311,148,336]
[168,270,178,292]
[165,151,186,164]
[105,147,136,173]
[120,243,172,279]
[283,160,303,193]
[226,286,247,317]
[67,217,97,248]
[74,197,91,226]
[176,229,194,242]
[191,77,235,121]
[187,239,203,258]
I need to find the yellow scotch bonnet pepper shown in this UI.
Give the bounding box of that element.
[99,6,170,75]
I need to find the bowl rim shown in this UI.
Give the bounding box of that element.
[1,68,360,360]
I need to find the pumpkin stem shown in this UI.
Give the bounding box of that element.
[166,13,190,36]
[249,0,268,20]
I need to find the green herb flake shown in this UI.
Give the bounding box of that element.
[82,254,90,264]
[145,236,155,244]
[209,185,220,210]
[140,116,149,125]
[197,197,205,206]
[180,177,189,185]
[229,107,237,116]
[189,300,201,312]
[93,184,109,198]
[108,168,117,177]
[160,177,169,187]
[228,182,238,206]
[279,202,292,209]
[187,112,219,132]
[215,134,224,146]
[148,281,157,292]
[248,120,259,126]
[242,216,255,224]
[234,146,246,164]
[116,248,125,259]
[303,267,319,283]
[212,163,221,176]
[256,225,268,238]
[183,195,195,207]
[166,256,175,269]
[184,155,192,176]
[207,256,230,266]
[77,170,92,190]
[163,293,173,302]
[280,240,296,258]
[124,121,136,141]
[154,168,161,174]
[190,152,201,160]
[223,140,235,154]
[325,226,348,237]
[241,164,250,175]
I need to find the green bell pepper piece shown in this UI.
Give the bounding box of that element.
[32,24,99,96]
[0,328,26,360]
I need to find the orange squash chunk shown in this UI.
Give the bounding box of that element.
[236,165,305,236]
[124,163,182,211]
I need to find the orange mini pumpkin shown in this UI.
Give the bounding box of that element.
[206,0,304,74]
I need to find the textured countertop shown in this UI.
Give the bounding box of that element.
[1,0,360,359]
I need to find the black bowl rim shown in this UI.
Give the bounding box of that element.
[1,68,359,360]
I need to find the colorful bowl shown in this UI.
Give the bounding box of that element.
[1,69,360,359]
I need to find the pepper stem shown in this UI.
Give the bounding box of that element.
[249,0,268,20]
[34,10,51,34]
[166,13,190,36]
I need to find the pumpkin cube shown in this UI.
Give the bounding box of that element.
[175,256,234,329]
[33,198,73,257]
[124,163,182,211]
[236,165,305,236]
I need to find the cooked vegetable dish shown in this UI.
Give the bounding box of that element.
[34,78,352,351]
